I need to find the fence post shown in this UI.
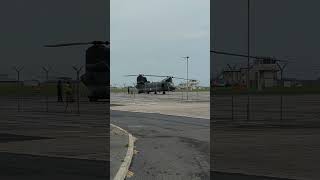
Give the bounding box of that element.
[73,66,83,114]
[42,67,49,112]
[280,95,283,121]
[13,66,24,112]
[231,95,234,121]
[247,95,250,121]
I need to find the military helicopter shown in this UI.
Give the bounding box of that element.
[125,74,194,94]
[44,41,110,102]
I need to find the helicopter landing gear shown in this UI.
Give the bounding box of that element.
[163,91,166,94]
[154,91,157,94]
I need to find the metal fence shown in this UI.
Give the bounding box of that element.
[0,81,109,115]
[212,94,320,125]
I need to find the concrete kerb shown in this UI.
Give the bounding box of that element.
[111,124,137,180]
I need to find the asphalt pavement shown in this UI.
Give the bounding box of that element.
[0,152,108,180]
[111,110,210,180]
[211,172,295,180]
[0,100,109,180]
[111,110,298,180]
[110,124,129,179]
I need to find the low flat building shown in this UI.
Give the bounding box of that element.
[219,58,280,89]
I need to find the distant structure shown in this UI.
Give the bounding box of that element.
[178,80,200,90]
[218,58,280,89]
[281,78,300,87]
[0,74,18,85]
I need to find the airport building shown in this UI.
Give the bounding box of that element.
[178,80,200,90]
[220,58,280,89]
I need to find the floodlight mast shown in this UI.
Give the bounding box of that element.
[13,66,24,112]
[248,0,250,89]
[247,0,251,121]
[182,56,190,100]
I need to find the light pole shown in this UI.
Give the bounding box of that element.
[247,0,251,121]
[276,62,288,87]
[13,66,24,112]
[182,56,190,100]
[13,66,24,82]
[73,66,83,114]
[247,0,250,89]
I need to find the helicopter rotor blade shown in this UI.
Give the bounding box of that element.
[169,76,197,81]
[125,74,172,78]
[172,77,187,80]
[124,74,197,81]
[142,75,170,78]
[211,50,289,62]
[124,75,141,77]
[44,42,92,47]
[172,77,197,81]
[142,75,195,80]
[44,41,109,47]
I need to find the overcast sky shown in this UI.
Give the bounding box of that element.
[212,0,320,80]
[0,0,108,80]
[111,0,210,86]
[0,1,209,86]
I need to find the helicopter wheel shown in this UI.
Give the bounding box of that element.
[163,91,166,94]
[154,91,157,94]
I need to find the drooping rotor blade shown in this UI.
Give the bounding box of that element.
[91,41,110,45]
[211,50,289,62]
[143,75,197,81]
[169,76,197,81]
[143,75,171,78]
[172,77,187,80]
[125,74,174,78]
[124,74,197,81]
[44,42,92,47]
[172,77,197,81]
[124,75,141,77]
[140,75,190,79]
[44,41,109,47]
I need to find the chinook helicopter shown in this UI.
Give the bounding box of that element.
[44,41,110,102]
[126,74,195,94]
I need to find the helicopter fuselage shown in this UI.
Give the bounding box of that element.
[136,79,176,94]
[81,44,110,101]
[45,41,110,102]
